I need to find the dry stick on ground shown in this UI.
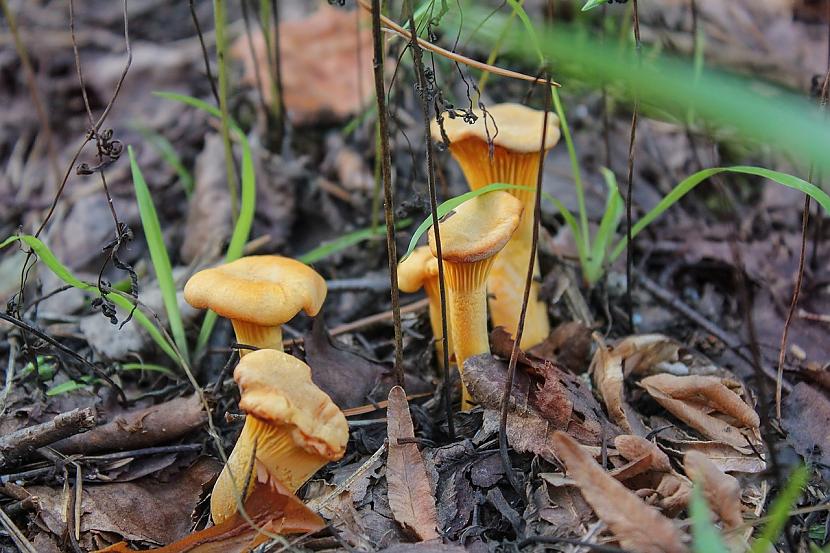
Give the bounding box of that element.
[370,0,404,387]
[404,0,454,438]
[0,408,96,468]
[498,75,553,496]
[776,34,830,420]
[624,0,642,332]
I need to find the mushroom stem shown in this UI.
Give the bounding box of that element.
[211,416,330,523]
[231,320,283,354]
[445,257,496,409]
[449,140,550,348]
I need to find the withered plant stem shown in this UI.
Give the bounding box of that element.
[624,0,641,332]
[269,0,286,150]
[370,0,404,387]
[213,0,240,222]
[776,24,830,421]
[404,0,454,438]
[499,74,553,496]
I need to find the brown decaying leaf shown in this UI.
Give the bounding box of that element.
[35,458,221,549]
[683,451,743,529]
[94,467,325,552]
[665,441,765,474]
[589,334,682,435]
[526,321,593,373]
[782,383,830,481]
[232,4,374,124]
[385,386,440,541]
[304,318,430,409]
[609,435,673,481]
[464,351,618,464]
[552,432,689,553]
[639,374,759,450]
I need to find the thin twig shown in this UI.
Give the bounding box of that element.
[624,0,642,332]
[189,0,220,105]
[213,0,240,222]
[356,0,557,86]
[370,0,404,387]
[776,39,830,420]
[404,0,454,438]
[0,507,37,553]
[0,408,96,468]
[270,0,286,150]
[499,74,552,496]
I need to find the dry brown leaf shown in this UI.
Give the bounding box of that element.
[232,4,373,124]
[94,469,325,552]
[552,432,688,553]
[613,335,683,377]
[639,374,759,450]
[465,352,618,464]
[386,386,440,541]
[527,321,593,373]
[666,441,765,474]
[684,450,743,529]
[655,473,692,515]
[615,435,672,472]
[589,334,635,433]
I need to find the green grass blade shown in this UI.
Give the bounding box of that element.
[403,183,526,260]
[120,362,177,377]
[586,168,624,284]
[300,218,413,265]
[0,235,178,362]
[610,166,830,261]
[129,146,189,364]
[132,124,194,195]
[750,465,809,553]
[690,485,730,553]
[155,92,258,353]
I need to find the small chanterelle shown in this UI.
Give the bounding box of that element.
[210,349,349,524]
[184,255,327,354]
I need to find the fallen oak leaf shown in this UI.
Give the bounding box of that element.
[386,386,440,541]
[683,450,743,530]
[93,470,325,552]
[551,432,689,553]
[639,374,760,451]
[588,334,641,434]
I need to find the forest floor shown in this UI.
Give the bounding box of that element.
[1,1,830,552]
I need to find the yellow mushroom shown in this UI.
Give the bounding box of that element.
[398,246,451,369]
[428,191,522,409]
[431,103,560,348]
[184,255,327,354]
[211,349,349,524]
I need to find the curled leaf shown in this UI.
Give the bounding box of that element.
[684,450,743,530]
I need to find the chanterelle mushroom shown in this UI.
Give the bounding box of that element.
[429,190,522,409]
[431,103,560,348]
[184,255,326,355]
[211,349,349,524]
[398,246,451,369]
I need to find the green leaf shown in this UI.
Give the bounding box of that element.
[750,465,809,553]
[129,146,189,363]
[402,183,528,260]
[120,362,177,377]
[299,218,413,265]
[581,0,607,11]
[585,168,623,284]
[154,92,257,353]
[46,379,94,397]
[0,234,179,361]
[690,485,730,553]
[610,166,830,261]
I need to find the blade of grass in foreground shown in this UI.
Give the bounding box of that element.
[609,166,830,261]
[154,92,257,353]
[690,485,730,553]
[0,234,178,362]
[129,146,189,364]
[749,465,809,553]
